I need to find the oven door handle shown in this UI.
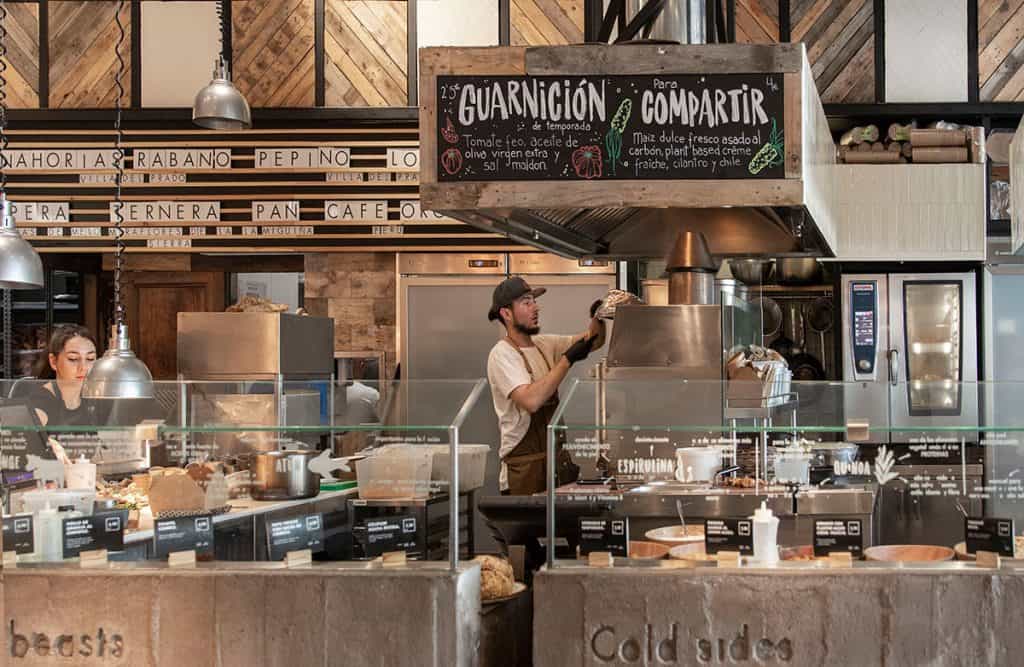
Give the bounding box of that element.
[888,349,899,387]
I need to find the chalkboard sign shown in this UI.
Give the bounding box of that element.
[266,513,324,562]
[154,515,215,560]
[578,516,629,557]
[435,73,785,182]
[2,514,34,555]
[813,519,864,558]
[966,517,1016,557]
[704,518,754,555]
[62,514,124,559]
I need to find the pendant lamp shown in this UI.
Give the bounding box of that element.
[82,0,153,400]
[192,2,250,130]
[0,0,42,290]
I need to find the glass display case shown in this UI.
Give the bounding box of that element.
[0,379,486,569]
[541,378,1024,569]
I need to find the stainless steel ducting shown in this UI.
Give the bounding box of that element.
[624,0,706,43]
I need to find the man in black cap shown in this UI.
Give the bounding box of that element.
[486,276,605,495]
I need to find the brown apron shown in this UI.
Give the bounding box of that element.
[502,338,563,496]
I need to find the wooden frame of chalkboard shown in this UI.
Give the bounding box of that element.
[418,43,836,251]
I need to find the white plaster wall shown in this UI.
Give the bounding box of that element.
[885,0,968,102]
[141,3,221,107]
[415,0,500,83]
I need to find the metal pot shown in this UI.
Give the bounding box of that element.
[775,258,821,285]
[250,449,320,500]
[809,443,860,468]
[729,259,774,285]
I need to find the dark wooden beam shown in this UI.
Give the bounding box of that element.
[38,0,48,107]
[778,0,790,42]
[407,0,417,105]
[499,0,510,45]
[131,0,141,107]
[873,0,884,102]
[967,0,978,103]
[314,0,324,106]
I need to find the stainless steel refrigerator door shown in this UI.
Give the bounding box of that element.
[983,264,1024,524]
[888,273,978,439]
[399,274,615,550]
[841,275,890,444]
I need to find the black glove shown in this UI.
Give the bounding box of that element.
[564,336,594,365]
[590,299,603,318]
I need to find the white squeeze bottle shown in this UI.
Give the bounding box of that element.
[35,502,62,562]
[751,501,779,564]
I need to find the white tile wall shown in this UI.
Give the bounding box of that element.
[885,0,968,102]
[141,3,220,107]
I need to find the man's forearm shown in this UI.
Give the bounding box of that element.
[512,356,571,413]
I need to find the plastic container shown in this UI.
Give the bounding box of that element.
[751,501,779,564]
[773,448,812,485]
[355,446,433,500]
[675,447,723,482]
[422,444,489,492]
[20,488,96,516]
[65,455,97,490]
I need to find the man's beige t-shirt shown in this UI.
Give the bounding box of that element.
[487,334,575,490]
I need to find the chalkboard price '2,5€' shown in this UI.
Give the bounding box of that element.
[435,73,785,182]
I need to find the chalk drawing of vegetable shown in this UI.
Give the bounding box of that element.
[572,146,603,179]
[441,116,459,144]
[604,99,632,175]
[748,117,785,175]
[441,148,463,175]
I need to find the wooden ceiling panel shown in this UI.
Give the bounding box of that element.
[791,0,874,103]
[511,0,583,46]
[232,0,315,107]
[325,0,407,107]
[2,3,39,108]
[49,1,132,108]
[979,0,1024,101]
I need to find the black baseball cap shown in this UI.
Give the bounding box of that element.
[487,277,547,321]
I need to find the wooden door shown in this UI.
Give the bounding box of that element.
[120,272,224,379]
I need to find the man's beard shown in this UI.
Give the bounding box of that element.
[514,322,540,336]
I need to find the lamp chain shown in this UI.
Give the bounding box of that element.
[113,0,126,330]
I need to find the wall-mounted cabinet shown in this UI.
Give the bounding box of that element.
[833,163,986,260]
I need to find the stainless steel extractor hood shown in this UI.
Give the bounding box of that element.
[419,38,838,260]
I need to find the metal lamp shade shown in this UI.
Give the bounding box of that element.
[192,58,251,130]
[82,324,154,399]
[0,199,43,290]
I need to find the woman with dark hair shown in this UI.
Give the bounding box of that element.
[29,324,103,427]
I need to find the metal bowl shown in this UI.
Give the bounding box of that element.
[775,257,822,285]
[729,259,774,285]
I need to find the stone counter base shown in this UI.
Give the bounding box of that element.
[534,566,1024,666]
[1,562,480,667]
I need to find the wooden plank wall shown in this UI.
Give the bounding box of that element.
[2,3,39,109]
[733,0,779,43]
[979,0,1024,101]
[511,0,583,46]
[49,1,132,108]
[232,0,315,107]
[791,0,874,103]
[324,0,408,106]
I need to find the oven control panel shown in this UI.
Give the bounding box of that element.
[850,281,878,379]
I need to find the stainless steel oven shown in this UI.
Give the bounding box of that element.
[842,272,978,444]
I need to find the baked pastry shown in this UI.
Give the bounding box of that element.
[474,555,515,600]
